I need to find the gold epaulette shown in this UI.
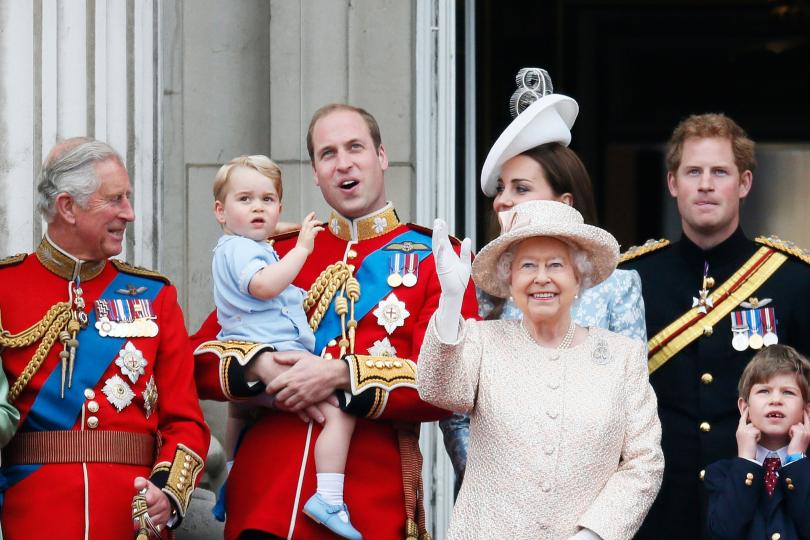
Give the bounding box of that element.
[110,259,170,284]
[619,239,671,264]
[406,222,458,246]
[755,235,810,266]
[0,253,27,268]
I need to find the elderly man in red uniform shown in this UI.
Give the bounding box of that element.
[192,104,479,540]
[0,138,210,539]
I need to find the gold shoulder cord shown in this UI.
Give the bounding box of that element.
[0,302,73,402]
[304,262,361,356]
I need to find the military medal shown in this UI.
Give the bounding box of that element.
[102,374,136,412]
[402,254,419,288]
[730,311,749,352]
[368,337,398,357]
[116,341,148,383]
[747,309,764,350]
[95,298,158,338]
[142,376,158,419]
[387,253,403,287]
[762,307,779,346]
[373,293,410,334]
[692,262,714,315]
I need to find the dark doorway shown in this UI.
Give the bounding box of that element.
[474,0,810,248]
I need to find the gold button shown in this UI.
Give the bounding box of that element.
[705,277,715,289]
[323,353,333,360]
[87,416,99,429]
[746,472,754,480]
[772,533,781,540]
[699,469,705,481]
[328,339,337,347]
[745,478,753,486]
[699,421,711,433]
[347,250,358,259]
[701,373,714,384]
[365,360,374,368]
[787,483,795,491]
[87,401,99,413]
[84,389,95,400]
[786,477,793,484]
[703,326,713,336]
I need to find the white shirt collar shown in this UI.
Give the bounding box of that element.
[755,444,789,465]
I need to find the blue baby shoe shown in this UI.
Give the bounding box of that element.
[303,493,363,540]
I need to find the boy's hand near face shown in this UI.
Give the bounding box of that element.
[787,410,810,455]
[295,212,324,254]
[737,405,761,460]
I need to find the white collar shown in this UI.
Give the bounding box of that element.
[755,444,789,466]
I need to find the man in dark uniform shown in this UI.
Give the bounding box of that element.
[622,113,810,539]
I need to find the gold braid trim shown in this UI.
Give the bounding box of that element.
[756,235,810,266]
[619,238,671,264]
[0,302,73,403]
[304,262,353,332]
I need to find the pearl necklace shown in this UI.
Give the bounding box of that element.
[521,319,577,349]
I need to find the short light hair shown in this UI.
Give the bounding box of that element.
[665,113,756,174]
[213,155,283,203]
[496,238,594,292]
[306,103,382,162]
[739,344,810,402]
[37,138,124,222]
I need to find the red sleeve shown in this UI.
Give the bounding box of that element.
[373,245,479,422]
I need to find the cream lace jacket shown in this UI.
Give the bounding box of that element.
[417,317,663,540]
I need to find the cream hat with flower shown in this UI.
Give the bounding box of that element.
[472,200,619,298]
[480,68,578,197]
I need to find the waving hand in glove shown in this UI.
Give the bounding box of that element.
[432,218,472,342]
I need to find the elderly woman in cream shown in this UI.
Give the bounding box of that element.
[418,200,663,540]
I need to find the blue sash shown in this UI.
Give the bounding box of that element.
[1,270,163,490]
[314,230,432,352]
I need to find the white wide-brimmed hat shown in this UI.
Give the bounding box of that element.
[480,75,578,197]
[472,200,619,299]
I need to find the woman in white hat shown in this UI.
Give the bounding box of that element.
[440,69,647,496]
[417,200,663,540]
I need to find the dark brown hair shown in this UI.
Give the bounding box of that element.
[484,142,598,320]
[739,344,810,402]
[519,143,598,225]
[666,113,756,174]
[306,103,382,162]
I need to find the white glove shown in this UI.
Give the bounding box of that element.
[432,219,472,342]
[568,528,602,540]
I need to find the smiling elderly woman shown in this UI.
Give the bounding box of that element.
[418,200,663,540]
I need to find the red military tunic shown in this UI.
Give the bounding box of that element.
[0,237,209,540]
[193,204,479,539]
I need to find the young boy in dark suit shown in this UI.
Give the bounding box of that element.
[705,344,810,540]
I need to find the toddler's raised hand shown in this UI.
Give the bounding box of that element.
[296,212,324,254]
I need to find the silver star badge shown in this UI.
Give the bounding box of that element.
[372,293,410,334]
[142,376,158,419]
[102,374,136,412]
[368,337,398,357]
[115,341,148,384]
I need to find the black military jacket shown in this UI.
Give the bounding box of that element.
[622,227,810,540]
